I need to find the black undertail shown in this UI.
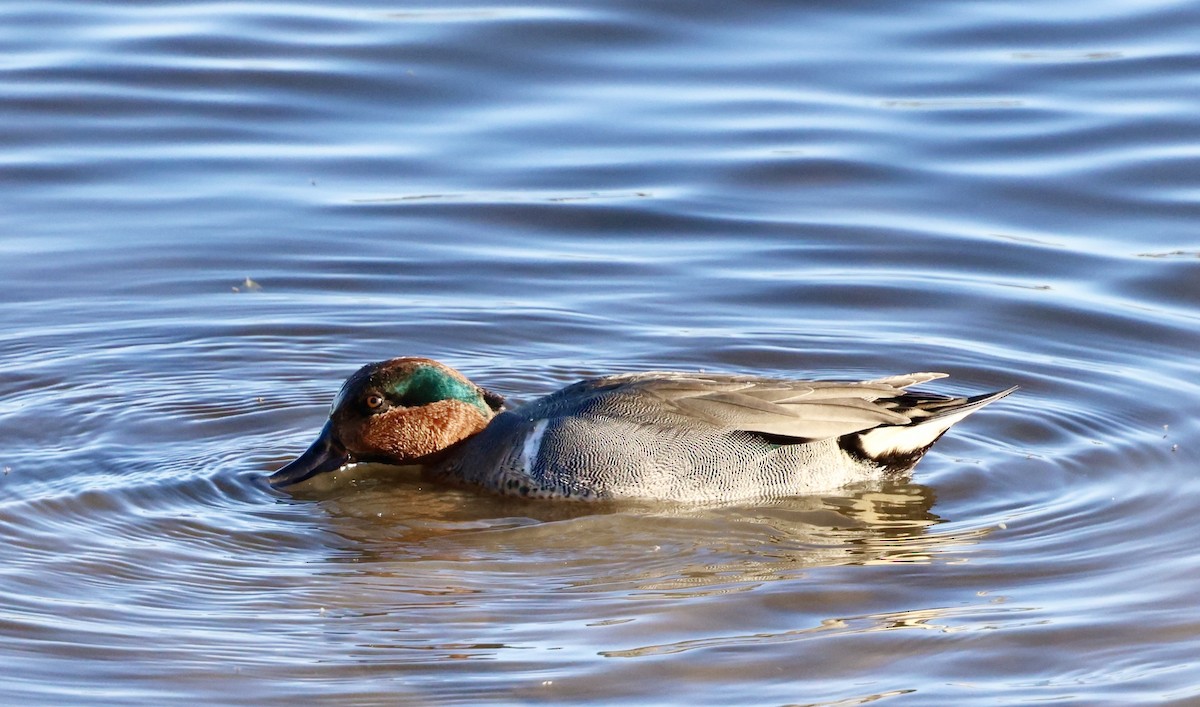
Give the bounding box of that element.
[747,428,938,472]
[837,430,944,474]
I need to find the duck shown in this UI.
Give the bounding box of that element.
[268,357,1015,502]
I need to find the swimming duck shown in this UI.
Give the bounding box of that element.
[268,357,1014,502]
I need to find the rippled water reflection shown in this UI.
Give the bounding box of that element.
[3,0,1200,703]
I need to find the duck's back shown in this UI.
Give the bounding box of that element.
[435,371,1007,502]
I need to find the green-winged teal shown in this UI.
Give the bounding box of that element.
[269,357,1014,502]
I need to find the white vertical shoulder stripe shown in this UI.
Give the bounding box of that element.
[519,419,549,477]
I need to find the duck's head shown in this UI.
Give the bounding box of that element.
[268,357,504,487]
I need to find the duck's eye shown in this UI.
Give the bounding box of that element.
[365,394,386,410]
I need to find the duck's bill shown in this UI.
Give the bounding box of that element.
[268,420,351,487]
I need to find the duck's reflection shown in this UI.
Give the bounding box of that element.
[278,467,993,593]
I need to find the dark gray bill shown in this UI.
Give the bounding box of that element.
[268,420,350,487]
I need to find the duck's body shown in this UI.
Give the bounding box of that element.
[269,358,1014,503]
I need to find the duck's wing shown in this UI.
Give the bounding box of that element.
[600,372,916,439]
[607,371,987,441]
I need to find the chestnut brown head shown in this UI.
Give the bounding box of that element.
[268,358,504,487]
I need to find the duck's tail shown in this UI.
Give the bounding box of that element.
[842,385,1018,471]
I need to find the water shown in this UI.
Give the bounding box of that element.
[3,0,1199,703]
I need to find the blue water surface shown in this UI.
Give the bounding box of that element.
[2,0,1199,703]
